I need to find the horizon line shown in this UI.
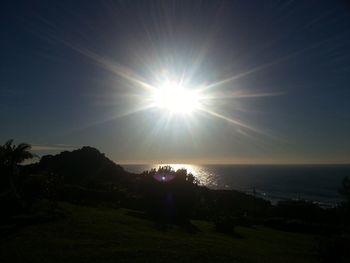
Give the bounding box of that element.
[117,161,350,166]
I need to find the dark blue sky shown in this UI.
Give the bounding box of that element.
[1,0,350,164]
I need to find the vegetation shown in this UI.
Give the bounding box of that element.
[138,166,198,231]
[0,140,35,213]
[0,202,320,263]
[339,176,350,209]
[1,140,350,262]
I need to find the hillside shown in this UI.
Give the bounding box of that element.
[3,147,347,263]
[0,202,319,263]
[31,146,132,185]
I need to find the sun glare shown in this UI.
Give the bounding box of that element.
[151,80,200,114]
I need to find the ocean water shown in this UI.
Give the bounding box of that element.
[122,164,350,207]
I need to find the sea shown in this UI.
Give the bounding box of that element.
[122,164,350,208]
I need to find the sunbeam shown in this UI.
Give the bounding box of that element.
[40,25,295,142]
[198,107,258,133]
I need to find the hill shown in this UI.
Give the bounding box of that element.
[0,202,319,263]
[32,146,132,185]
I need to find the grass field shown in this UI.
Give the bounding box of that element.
[0,203,320,263]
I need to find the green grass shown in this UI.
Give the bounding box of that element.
[0,203,320,263]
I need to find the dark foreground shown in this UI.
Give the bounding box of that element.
[1,202,323,263]
[1,145,349,262]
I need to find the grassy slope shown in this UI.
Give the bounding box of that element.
[0,203,319,263]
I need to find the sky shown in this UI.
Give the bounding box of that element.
[1,0,350,164]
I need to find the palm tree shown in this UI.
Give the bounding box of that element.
[0,139,35,199]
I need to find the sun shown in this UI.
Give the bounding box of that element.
[151,80,201,114]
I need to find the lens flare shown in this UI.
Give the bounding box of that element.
[51,43,283,140]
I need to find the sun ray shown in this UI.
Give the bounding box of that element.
[198,107,258,133]
[48,36,157,93]
[200,46,315,92]
[202,91,285,100]
[73,47,156,92]
[48,103,156,141]
[39,30,297,145]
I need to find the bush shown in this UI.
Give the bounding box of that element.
[140,166,198,225]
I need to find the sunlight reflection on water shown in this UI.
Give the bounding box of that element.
[122,163,350,207]
[151,164,218,187]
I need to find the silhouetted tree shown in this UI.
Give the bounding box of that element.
[339,176,350,205]
[339,176,350,223]
[140,166,199,231]
[0,139,35,202]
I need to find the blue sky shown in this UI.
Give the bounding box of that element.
[1,0,350,164]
